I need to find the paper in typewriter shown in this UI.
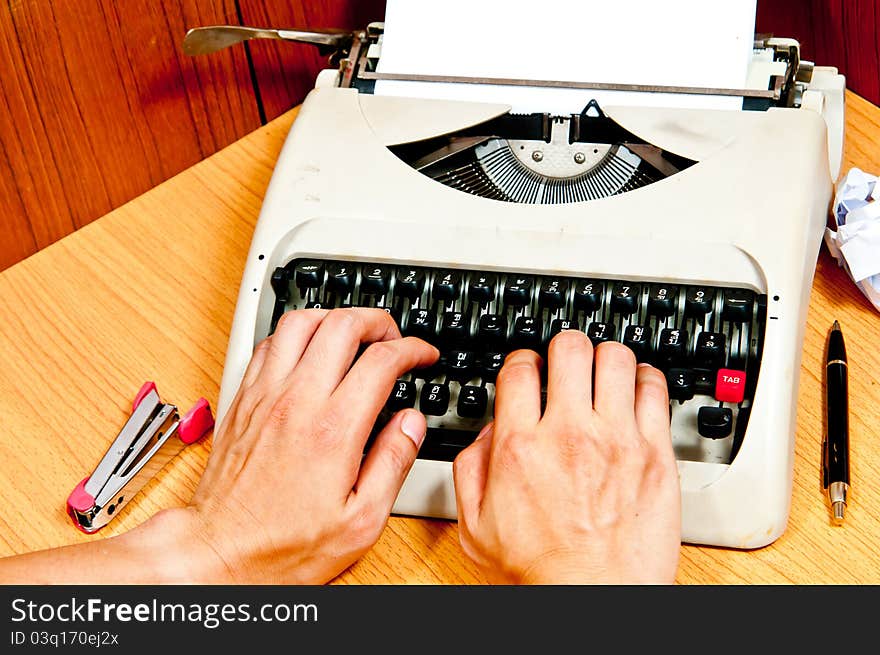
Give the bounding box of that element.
[376,0,758,113]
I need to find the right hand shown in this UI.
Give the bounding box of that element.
[453,331,681,584]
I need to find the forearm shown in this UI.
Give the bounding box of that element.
[0,510,205,585]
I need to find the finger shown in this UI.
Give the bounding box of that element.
[291,308,402,398]
[545,330,593,418]
[592,341,638,420]
[494,350,543,433]
[240,337,272,390]
[328,337,439,458]
[261,309,330,385]
[453,422,494,524]
[351,408,427,515]
[634,363,672,446]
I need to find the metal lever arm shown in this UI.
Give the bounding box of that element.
[182,25,354,57]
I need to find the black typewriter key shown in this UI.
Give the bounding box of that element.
[658,328,689,368]
[387,380,417,411]
[478,313,508,346]
[440,311,470,344]
[293,260,325,289]
[405,308,437,341]
[478,352,505,381]
[721,289,754,323]
[695,331,726,369]
[360,265,390,297]
[685,287,715,318]
[446,350,475,381]
[549,318,580,339]
[698,406,733,439]
[270,267,291,301]
[587,321,616,346]
[468,273,497,305]
[395,268,425,301]
[512,316,542,350]
[305,302,326,309]
[458,385,489,419]
[420,383,450,416]
[647,284,678,318]
[539,278,568,310]
[326,262,355,296]
[504,275,534,307]
[432,270,462,303]
[623,325,653,362]
[573,279,604,314]
[693,368,715,395]
[610,282,640,315]
[666,368,695,401]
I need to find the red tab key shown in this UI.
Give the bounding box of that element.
[715,369,747,403]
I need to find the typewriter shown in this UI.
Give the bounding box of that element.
[184,23,845,548]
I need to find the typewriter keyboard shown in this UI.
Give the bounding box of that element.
[268,259,766,465]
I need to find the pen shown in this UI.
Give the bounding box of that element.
[823,320,850,523]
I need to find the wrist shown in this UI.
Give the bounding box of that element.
[117,508,231,584]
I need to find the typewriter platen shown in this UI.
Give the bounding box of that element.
[186,24,845,548]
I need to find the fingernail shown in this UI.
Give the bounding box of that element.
[400,410,427,447]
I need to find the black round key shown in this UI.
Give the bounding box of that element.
[695,331,726,369]
[685,287,715,317]
[405,308,437,341]
[666,368,695,401]
[270,267,291,301]
[360,265,390,297]
[504,275,534,307]
[647,284,678,318]
[587,321,615,346]
[432,270,462,302]
[658,327,689,368]
[293,260,325,289]
[478,352,505,381]
[478,313,508,346]
[512,316,542,350]
[395,267,425,300]
[446,350,475,381]
[468,273,497,304]
[698,406,733,439]
[326,262,355,295]
[623,324,653,363]
[721,288,754,323]
[457,385,488,419]
[420,383,450,416]
[610,281,639,315]
[539,278,567,309]
[387,380,417,411]
[440,311,469,344]
[549,318,579,339]
[573,279,603,313]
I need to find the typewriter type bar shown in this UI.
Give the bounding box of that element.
[268,259,766,466]
[66,382,214,534]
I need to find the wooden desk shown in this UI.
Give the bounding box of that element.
[1,93,879,584]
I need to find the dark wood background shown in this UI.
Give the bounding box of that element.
[1,1,877,271]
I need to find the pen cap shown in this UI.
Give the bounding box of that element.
[828,325,847,362]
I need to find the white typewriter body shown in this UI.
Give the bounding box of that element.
[215,35,844,548]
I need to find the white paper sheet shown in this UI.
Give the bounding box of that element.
[376,0,758,113]
[825,167,880,313]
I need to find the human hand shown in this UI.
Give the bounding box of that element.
[453,331,681,584]
[139,308,438,584]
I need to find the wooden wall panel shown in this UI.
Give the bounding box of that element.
[757,0,880,106]
[0,0,261,271]
[238,0,385,121]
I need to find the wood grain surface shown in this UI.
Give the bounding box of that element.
[0,0,261,271]
[0,92,879,584]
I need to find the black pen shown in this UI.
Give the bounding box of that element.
[823,320,850,523]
